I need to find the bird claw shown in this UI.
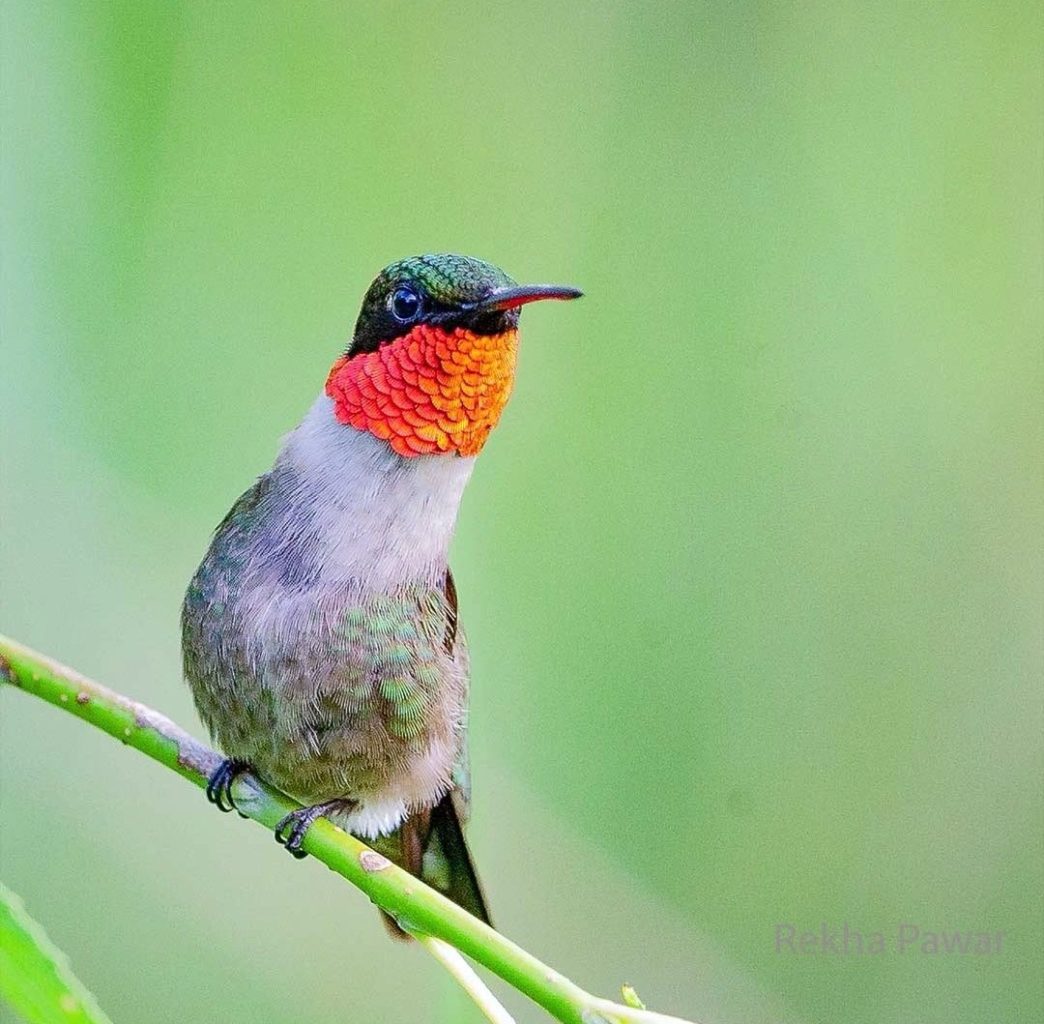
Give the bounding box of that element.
[206,758,250,814]
[274,800,354,859]
[274,810,312,859]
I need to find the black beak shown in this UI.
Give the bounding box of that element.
[471,284,583,313]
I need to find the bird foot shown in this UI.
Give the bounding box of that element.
[274,799,355,859]
[206,758,251,814]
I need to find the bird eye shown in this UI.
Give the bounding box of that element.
[390,285,422,323]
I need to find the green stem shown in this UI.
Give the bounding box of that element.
[0,634,698,1024]
[416,934,517,1024]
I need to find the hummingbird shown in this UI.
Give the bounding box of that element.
[181,254,581,936]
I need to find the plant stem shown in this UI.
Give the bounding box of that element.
[0,634,698,1024]
[416,934,517,1024]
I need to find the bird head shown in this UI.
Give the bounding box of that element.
[326,254,581,457]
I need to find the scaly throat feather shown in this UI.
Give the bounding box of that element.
[326,324,519,458]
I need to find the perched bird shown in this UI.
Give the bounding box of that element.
[181,254,580,935]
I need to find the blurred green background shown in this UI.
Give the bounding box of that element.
[2,2,1041,1023]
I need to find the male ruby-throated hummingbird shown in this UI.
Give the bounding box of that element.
[181,254,581,936]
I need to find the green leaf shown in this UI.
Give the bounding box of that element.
[0,881,114,1024]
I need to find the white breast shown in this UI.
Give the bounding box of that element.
[280,395,476,588]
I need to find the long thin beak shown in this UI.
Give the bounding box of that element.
[472,283,583,313]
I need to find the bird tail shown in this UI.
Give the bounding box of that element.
[379,790,491,940]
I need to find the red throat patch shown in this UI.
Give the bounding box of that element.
[325,324,519,457]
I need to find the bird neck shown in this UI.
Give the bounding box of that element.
[279,395,476,588]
